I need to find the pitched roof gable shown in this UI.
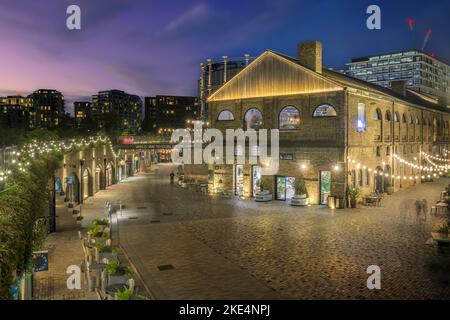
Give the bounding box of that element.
[207,50,343,102]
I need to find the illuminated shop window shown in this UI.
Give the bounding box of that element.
[279,106,300,130]
[312,104,337,117]
[244,108,263,130]
[356,103,366,132]
[217,110,234,121]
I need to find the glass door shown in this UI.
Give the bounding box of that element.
[251,165,261,197]
[286,177,296,200]
[276,176,286,200]
[235,165,244,196]
[320,171,331,205]
[276,176,296,200]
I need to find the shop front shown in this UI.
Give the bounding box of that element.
[275,176,296,201]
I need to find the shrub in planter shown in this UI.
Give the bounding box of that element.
[68,202,74,208]
[347,186,361,208]
[115,287,146,300]
[291,176,309,206]
[95,243,118,261]
[93,218,110,227]
[76,216,83,224]
[106,261,133,285]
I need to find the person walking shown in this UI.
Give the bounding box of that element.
[170,171,175,184]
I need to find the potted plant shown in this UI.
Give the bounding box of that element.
[92,218,110,232]
[431,220,449,246]
[347,186,361,208]
[95,243,118,261]
[291,176,309,206]
[106,261,133,285]
[254,179,272,202]
[88,223,110,241]
[385,179,394,195]
[115,287,147,300]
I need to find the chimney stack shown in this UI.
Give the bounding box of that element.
[391,80,407,97]
[298,41,323,74]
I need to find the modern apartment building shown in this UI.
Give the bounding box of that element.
[346,50,449,104]
[0,96,33,129]
[92,90,142,133]
[27,89,65,128]
[74,101,92,127]
[143,95,199,134]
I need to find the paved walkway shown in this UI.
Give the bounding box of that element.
[32,196,96,300]
[80,164,450,299]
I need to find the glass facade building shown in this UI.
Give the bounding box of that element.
[346,50,449,102]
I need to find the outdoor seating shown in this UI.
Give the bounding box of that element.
[363,194,382,207]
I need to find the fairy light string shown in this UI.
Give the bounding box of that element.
[0,136,118,182]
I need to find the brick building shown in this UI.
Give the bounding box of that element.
[191,41,450,205]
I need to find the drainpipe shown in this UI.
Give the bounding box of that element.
[344,89,349,207]
[391,100,395,190]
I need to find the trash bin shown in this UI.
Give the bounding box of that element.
[335,196,345,209]
[327,196,336,209]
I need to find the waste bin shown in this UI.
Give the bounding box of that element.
[335,196,345,209]
[327,196,336,209]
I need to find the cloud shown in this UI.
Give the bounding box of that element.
[160,3,233,40]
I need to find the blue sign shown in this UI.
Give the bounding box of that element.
[32,251,49,272]
[66,176,73,185]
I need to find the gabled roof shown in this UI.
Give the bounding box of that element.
[207,50,343,102]
[209,49,449,113]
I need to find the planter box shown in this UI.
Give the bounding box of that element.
[291,195,309,206]
[255,190,272,202]
[108,274,131,286]
[99,252,118,262]
[431,232,450,247]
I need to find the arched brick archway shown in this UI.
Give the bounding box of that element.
[106,162,115,187]
[82,168,94,200]
[66,173,80,204]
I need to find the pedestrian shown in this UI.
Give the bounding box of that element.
[421,199,428,221]
[414,199,422,222]
[170,171,175,184]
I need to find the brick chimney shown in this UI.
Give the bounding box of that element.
[391,80,407,97]
[298,41,323,74]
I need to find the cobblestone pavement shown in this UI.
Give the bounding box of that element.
[83,164,450,300]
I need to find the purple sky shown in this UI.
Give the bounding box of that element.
[0,0,449,114]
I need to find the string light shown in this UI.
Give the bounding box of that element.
[1,136,119,181]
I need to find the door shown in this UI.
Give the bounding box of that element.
[276,176,296,201]
[251,166,261,197]
[276,176,286,200]
[235,165,244,196]
[320,171,331,205]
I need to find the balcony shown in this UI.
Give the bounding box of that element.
[384,135,391,142]
[394,135,399,142]
[373,135,381,142]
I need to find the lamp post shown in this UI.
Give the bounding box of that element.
[80,159,85,204]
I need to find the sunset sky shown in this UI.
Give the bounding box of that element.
[0,0,449,114]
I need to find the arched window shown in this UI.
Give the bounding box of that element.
[402,114,407,123]
[394,112,399,122]
[374,108,382,120]
[312,104,337,117]
[409,115,414,124]
[279,106,300,130]
[385,110,391,121]
[217,110,234,121]
[244,108,263,130]
[415,117,420,125]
